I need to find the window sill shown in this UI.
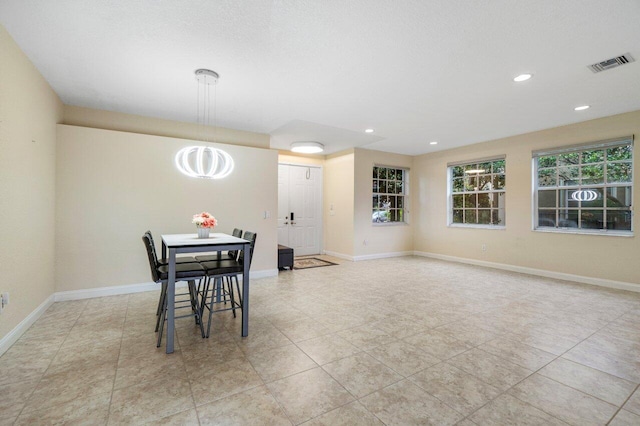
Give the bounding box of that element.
[534,227,633,237]
[372,222,409,227]
[448,224,505,230]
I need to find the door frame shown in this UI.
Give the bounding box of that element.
[278,162,324,256]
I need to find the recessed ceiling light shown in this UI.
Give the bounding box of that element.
[574,105,590,111]
[429,141,438,145]
[365,129,375,133]
[513,73,533,82]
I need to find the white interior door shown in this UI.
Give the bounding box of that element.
[278,164,322,256]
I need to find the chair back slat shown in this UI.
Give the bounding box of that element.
[227,228,243,260]
[142,233,161,283]
[238,231,257,267]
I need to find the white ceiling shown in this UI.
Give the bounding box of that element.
[2,0,640,156]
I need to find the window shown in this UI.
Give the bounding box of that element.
[534,137,633,234]
[449,158,506,227]
[372,166,407,224]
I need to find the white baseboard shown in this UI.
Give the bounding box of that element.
[251,269,278,279]
[0,294,55,357]
[54,281,164,302]
[414,251,640,293]
[352,251,414,262]
[322,250,355,261]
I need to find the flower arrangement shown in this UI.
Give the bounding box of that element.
[192,212,218,229]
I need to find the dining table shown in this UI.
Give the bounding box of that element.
[161,232,251,354]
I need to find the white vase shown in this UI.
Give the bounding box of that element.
[197,227,210,239]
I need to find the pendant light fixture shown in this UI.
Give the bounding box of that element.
[175,69,235,179]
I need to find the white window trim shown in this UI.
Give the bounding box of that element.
[447,156,506,229]
[532,136,634,236]
[372,165,409,226]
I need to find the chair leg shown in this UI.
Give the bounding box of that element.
[234,275,243,309]
[227,277,236,318]
[156,293,167,348]
[188,280,205,338]
[155,282,167,332]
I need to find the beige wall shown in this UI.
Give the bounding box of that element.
[64,105,270,149]
[278,152,325,166]
[55,125,278,291]
[323,151,355,257]
[0,26,63,340]
[414,110,640,285]
[354,148,414,258]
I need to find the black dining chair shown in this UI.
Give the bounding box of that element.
[145,230,199,265]
[194,228,243,262]
[199,231,257,337]
[145,231,200,319]
[142,233,206,347]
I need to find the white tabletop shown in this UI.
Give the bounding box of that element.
[161,233,249,247]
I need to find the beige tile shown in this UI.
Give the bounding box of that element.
[234,323,293,354]
[275,318,332,342]
[190,357,263,406]
[296,333,361,365]
[151,408,200,425]
[479,337,556,370]
[435,322,500,346]
[247,343,317,382]
[409,363,501,416]
[366,340,440,377]
[266,367,353,424]
[371,314,432,339]
[469,393,568,425]
[114,349,187,389]
[336,324,397,351]
[197,386,291,425]
[182,340,244,379]
[502,330,580,356]
[0,350,52,387]
[0,417,16,426]
[50,337,122,368]
[322,353,402,397]
[448,348,533,391]
[302,401,383,425]
[108,375,194,424]
[23,359,116,413]
[0,379,40,418]
[359,379,463,425]
[403,329,474,361]
[508,374,617,426]
[562,342,640,382]
[14,392,111,425]
[609,409,640,426]
[538,358,636,406]
[623,387,640,415]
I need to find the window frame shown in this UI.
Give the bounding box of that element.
[532,136,634,236]
[447,156,506,229]
[372,165,409,225]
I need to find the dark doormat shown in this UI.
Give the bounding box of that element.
[293,257,338,270]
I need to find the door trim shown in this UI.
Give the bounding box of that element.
[277,163,323,255]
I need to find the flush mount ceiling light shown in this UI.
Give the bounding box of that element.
[365,129,375,133]
[513,73,533,82]
[574,105,590,111]
[175,69,234,179]
[429,141,438,145]
[291,141,324,154]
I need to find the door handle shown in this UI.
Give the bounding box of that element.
[291,222,296,225]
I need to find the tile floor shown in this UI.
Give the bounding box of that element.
[1,256,640,425]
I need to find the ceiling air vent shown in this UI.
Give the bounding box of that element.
[588,53,635,73]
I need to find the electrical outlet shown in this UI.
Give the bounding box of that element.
[481,244,487,251]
